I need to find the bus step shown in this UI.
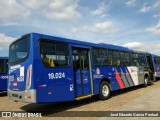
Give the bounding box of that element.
[75,94,93,101]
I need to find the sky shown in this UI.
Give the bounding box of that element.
[0,0,160,56]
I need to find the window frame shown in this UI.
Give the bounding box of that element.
[92,47,108,66]
[112,50,121,66]
[154,57,160,66]
[0,59,8,74]
[120,51,131,66]
[108,49,113,66]
[130,52,139,67]
[139,53,147,67]
[39,39,70,68]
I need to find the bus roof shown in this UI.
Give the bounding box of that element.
[151,54,160,58]
[22,32,146,54]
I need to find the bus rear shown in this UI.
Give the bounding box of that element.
[0,57,8,91]
[7,34,37,103]
[8,33,74,103]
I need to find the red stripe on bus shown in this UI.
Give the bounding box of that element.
[115,68,125,89]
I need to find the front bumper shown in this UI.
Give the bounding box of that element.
[8,89,36,103]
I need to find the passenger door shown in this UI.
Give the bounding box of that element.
[146,55,154,80]
[138,54,148,84]
[72,48,92,98]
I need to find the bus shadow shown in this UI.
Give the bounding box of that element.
[21,95,100,116]
[20,84,154,116]
[0,91,7,97]
[111,84,152,97]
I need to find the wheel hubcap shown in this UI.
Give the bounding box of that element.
[145,78,148,84]
[102,85,109,97]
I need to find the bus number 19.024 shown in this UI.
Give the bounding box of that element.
[48,72,65,79]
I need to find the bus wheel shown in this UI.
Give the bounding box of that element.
[99,81,111,100]
[144,77,148,87]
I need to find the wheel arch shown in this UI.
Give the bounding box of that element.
[144,73,149,79]
[99,78,112,91]
[143,73,149,87]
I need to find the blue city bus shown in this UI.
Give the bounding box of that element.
[146,54,160,81]
[0,57,8,91]
[153,55,160,79]
[8,33,150,103]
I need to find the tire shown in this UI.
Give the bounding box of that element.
[99,81,111,100]
[144,77,148,87]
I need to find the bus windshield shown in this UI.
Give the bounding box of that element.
[9,37,29,63]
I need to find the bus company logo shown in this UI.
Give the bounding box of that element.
[13,82,18,86]
[96,68,100,75]
[94,68,103,78]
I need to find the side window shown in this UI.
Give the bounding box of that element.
[0,59,4,73]
[0,59,8,73]
[139,54,147,66]
[155,57,160,66]
[113,50,120,66]
[158,58,160,66]
[93,48,107,66]
[108,50,113,65]
[121,51,125,66]
[4,59,8,73]
[120,51,125,58]
[121,52,130,66]
[130,53,134,66]
[72,50,80,69]
[82,51,89,69]
[92,48,99,66]
[72,50,89,70]
[130,53,139,66]
[154,58,157,65]
[40,40,69,67]
[125,52,131,66]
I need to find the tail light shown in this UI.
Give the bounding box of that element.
[26,65,32,90]
[155,72,157,77]
[153,73,155,77]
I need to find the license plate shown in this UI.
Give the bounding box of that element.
[12,94,18,98]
